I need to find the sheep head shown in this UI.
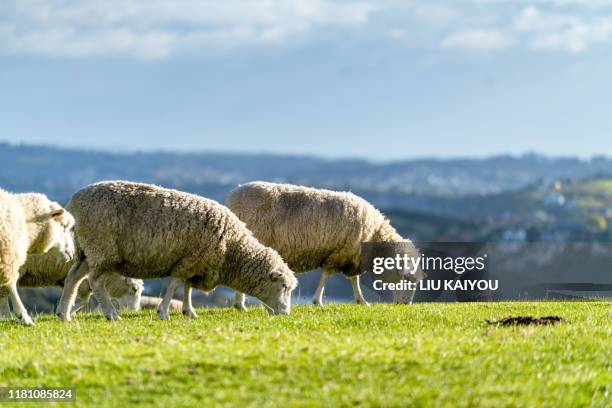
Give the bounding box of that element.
[254,263,298,316]
[21,194,76,262]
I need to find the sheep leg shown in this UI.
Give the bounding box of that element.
[312,269,332,306]
[393,289,415,304]
[73,292,92,313]
[90,271,120,321]
[56,257,89,321]
[157,277,181,320]
[233,292,247,312]
[0,298,11,318]
[0,287,11,319]
[182,283,198,318]
[6,280,33,326]
[73,277,93,313]
[350,275,369,305]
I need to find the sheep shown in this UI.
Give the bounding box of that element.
[108,282,144,311]
[224,182,424,309]
[139,295,183,312]
[75,273,144,313]
[56,181,298,321]
[0,188,75,325]
[73,272,144,313]
[0,248,143,318]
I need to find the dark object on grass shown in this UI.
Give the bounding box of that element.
[486,316,563,326]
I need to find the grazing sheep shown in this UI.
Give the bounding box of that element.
[225,182,424,309]
[77,274,144,313]
[108,280,144,311]
[76,273,144,312]
[0,188,75,325]
[0,249,143,317]
[56,181,298,321]
[139,295,183,312]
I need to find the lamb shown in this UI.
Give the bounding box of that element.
[73,271,144,312]
[140,295,183,312]
[75,273,144,312]
[224,182,425,309]
[56,181,298,321]
[0,248,143,317]
[0,188,75,325]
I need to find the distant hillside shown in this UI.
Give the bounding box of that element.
[385,209,487,242]
[2,143,612,210]
[4,142,612,308]
[558,178,612,213]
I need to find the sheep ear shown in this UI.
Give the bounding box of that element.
[50,208,65,220]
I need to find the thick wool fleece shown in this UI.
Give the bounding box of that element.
[226,181,410,277]
[17,250,141,300]
[0,188,75,324]
[62,181,296,308]
[1,189,74,287]
[0,189,28,287]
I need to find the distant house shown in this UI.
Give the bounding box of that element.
[501,229,527,242]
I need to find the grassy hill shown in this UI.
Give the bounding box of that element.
[0,302,610,407]
[559,178,612,214]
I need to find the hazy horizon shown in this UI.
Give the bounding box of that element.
[2,139,610,163]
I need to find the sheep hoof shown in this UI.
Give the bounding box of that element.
[106,313,121,321]
[182,309,198,318]
[312,300,323,306]
[356,299,370,306]
[20,316,35,326]
[157,310,169,320]
[56,312,72,322]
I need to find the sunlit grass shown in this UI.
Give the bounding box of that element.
[0,302,610,407]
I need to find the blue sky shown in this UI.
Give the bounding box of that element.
[1,0,612,160]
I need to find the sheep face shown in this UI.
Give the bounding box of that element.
[113,289,143,311]
[129,278,145,296]
[107,276,144,298]
[394,269,425,304]
[378,243,426,305]
[101,275,144,311]
[47,209,76,262]
[394,249,426,304]
[255,267,298,315]
[28,198,76,262]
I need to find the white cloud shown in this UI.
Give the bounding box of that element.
[531,21,612,53]
[441,29,515,51]
[538,0,612,8]
[513,6,578,32]
[438,4,612,54]
[0,0,378,59]
[0,25,179,59]
[3,0,612,59]
[513,6,612,53]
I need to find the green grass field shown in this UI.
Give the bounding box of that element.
[0,302,610,407]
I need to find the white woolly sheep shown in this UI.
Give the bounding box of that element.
[0,248,143,318]
[74,272,144,313]
[0,188,75,325]
[139,295,183,312]
[224,182,424,309]
[56,181,298,321]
